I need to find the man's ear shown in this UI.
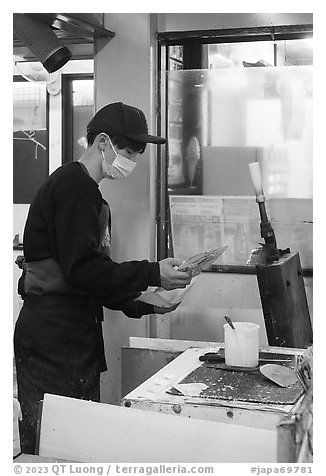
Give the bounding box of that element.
[98,133,108,151]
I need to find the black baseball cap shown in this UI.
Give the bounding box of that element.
[87,102,166,144]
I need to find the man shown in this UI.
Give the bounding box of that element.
[14,102,192,454]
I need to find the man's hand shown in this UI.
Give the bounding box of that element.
[158,258,192,290]
[153,302,180,314]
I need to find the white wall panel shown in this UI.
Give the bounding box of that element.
[95,14,154,404]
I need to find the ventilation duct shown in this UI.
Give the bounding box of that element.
[13,13,72,73]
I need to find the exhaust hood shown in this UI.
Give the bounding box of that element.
[13,13,115,60]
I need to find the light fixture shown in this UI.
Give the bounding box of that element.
[13,13,72,73]
[13,56,62,95]
[13,57,58,82]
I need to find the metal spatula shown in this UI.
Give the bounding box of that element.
[260,364,298,387]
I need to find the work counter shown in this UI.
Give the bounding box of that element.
[14,341,311,463]
[121,345,304,431]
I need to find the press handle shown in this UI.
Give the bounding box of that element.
[249,162,265,203]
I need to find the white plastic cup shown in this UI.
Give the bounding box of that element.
[224,322,259,367]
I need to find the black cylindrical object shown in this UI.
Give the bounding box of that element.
[13,13,72,73]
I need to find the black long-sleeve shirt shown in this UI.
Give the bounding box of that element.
[22,161,160,316]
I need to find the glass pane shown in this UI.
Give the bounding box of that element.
[207,39,313,69]
[13,81,48,204]
[276,39,313,66]
[71,79,94,162]
[208,41,275,68]
[166,65,313,267]
[13,81,46,131]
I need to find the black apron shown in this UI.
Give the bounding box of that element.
[14,295,106,454]
[14,201,111,454]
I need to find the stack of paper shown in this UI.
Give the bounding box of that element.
[136,278,197,308]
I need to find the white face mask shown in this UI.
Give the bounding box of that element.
[101,137,137,180]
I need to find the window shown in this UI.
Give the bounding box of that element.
[62,76,94,163]
[157,26,313,273]
[13,57,94,249]
[13,80,48,204]
[13,60,94,205]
